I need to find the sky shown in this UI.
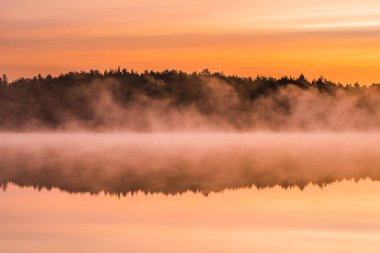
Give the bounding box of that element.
[1,0,380,84]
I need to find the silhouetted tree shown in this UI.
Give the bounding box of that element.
[1,74,8,85]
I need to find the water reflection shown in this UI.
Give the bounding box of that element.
[1,133,380,196]
[1,181,380,253]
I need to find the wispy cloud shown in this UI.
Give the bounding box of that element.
[2,0,380,83]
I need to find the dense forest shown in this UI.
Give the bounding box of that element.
[1,69,380,131]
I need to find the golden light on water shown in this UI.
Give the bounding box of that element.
[2,1,380,252]
[1,180,380,253]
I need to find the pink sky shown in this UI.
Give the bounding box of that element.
[1,0,380,84]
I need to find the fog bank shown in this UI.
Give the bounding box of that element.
[1,133,380,195]
[2,70,380,131]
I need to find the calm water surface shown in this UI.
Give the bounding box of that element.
[1,134,380,252]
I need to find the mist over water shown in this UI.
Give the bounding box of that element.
[2,72,380,195]
[2,73,380,253]
[3,0,380,249]
[1,133,380,196]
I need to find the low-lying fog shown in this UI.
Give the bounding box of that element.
[1,133,380,195]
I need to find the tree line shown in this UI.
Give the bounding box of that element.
[0,68,379,130]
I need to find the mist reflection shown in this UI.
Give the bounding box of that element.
[1,133,380,196]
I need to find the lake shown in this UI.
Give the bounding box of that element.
[1,133,380,252]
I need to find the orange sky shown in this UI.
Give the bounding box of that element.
[1,0,380,84]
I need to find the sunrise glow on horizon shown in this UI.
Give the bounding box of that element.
[3,2,380,253]
[2,0,380,84]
